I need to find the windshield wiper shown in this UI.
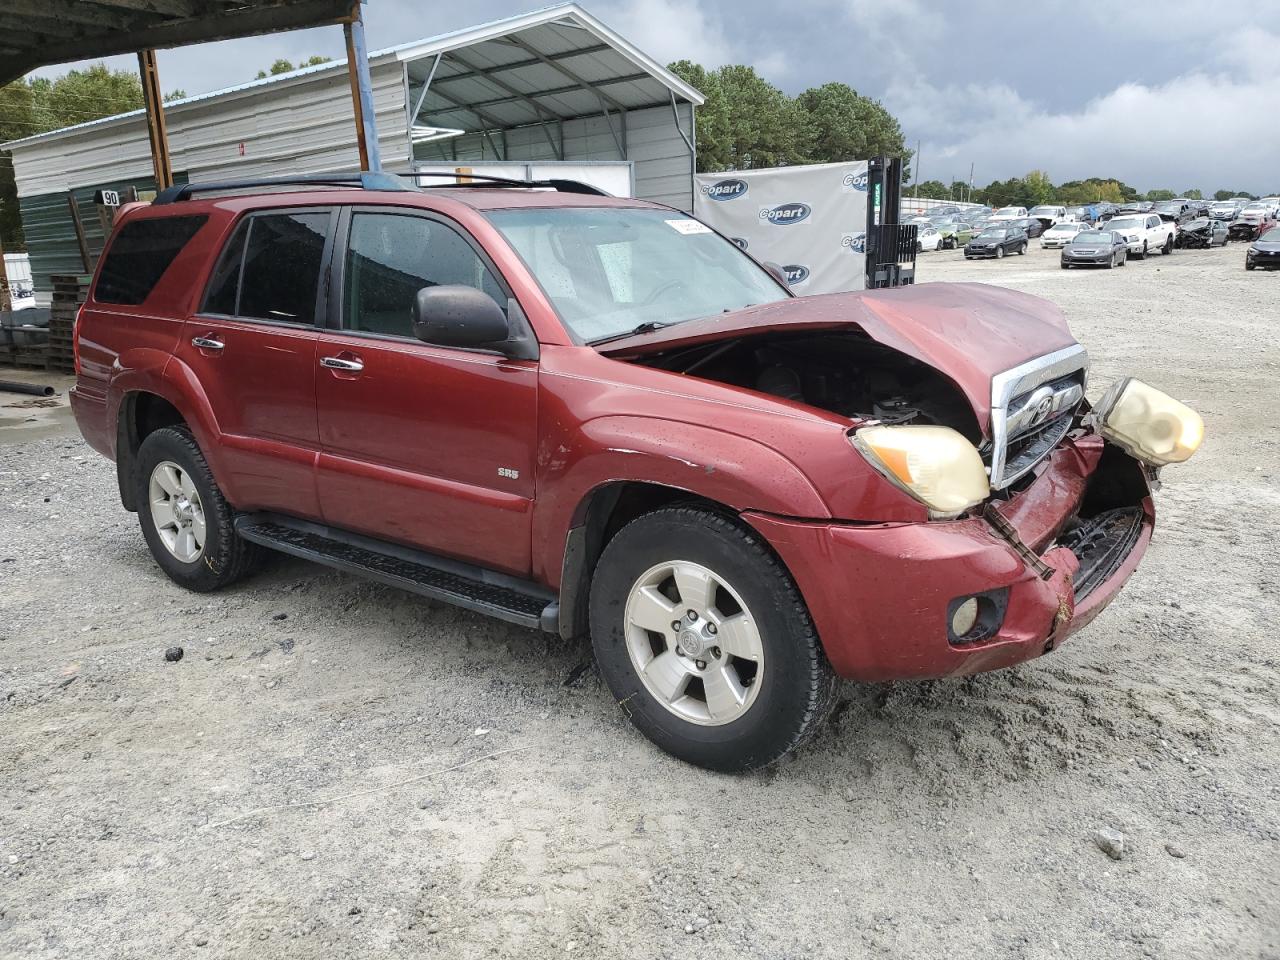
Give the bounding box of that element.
[589,320,676,346]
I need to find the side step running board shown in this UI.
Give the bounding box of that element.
[235,513,559,632]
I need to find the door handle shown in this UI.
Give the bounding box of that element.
[191,335,224,350]
[320,355,364,372]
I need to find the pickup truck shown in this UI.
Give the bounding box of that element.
[1104,213,1177,259]
[68,173,1203,771]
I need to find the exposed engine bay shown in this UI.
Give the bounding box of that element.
[631,332,983,442]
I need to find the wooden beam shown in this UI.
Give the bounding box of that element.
[82,0,199,16]
[343,19,369,172]
[137,49,174,190]
[6,0,151,29]
[67,192,93,273]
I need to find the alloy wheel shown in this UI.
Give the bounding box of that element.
[623,559,765,726]
[148,460,206,563]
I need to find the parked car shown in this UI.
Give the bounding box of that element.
[991,206,1028,221]
[1245,226,1280,270]
[932,219,975,249]
[1104,213,1177,258]
[1228,216,1275,242]
[1064,205,1095,224]
[1060,230,1128,269]
[1209,200,1242,220]
[1175,217,1229,248]
[67,173,1203,771]
[916,225,944,252]
[1119,201,1154,214]
[1041,220,1091,248]
[964,224,1029,258]
[1027,205,1066,225]
[1238,201,1276,226]
[1153,199,1196,224]
[1013,217,1047,238]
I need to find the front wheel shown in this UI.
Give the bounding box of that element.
[589,507,837,772]
[995,245,1006,259]
[1246,260,1256,271]
[135,426,259,592]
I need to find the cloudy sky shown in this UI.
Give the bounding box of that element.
[33,0,1280,194]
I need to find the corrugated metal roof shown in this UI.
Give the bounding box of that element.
[3,3,702,150]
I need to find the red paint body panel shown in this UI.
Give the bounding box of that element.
[744,435,1153,681]
[70,185,1163,687]
[603,283,1078,434]
[313,333,537,575]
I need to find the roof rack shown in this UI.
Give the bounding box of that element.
[152,170,610,205]
[402,171,610,196]
[153,172,415,204]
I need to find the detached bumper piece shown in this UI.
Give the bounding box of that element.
[1058,506,1145,603]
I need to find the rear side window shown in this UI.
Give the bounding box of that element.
[202,211,330,324]
[95,215,207,304]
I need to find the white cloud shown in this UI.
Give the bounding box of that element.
[595,0,738,69]
[890,55,1280,194]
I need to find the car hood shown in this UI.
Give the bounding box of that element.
[1252,241,1280,252]
[599,282,1078,432]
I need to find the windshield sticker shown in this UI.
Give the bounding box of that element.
[665,218,712,235]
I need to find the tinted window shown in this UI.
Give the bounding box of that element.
[343,212,504,338]
[235,213,329,324]
[203,220,248,316]
[95,215,207,305]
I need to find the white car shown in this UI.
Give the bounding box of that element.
[991,206,1028,221]
[1105,213,1177,258]
[916,225,943,252]
[1041,221,1090,248]
[1028,205,1066,225]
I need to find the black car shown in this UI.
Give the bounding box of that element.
[1246,226,1280,270]
[1014,217,1047,238]
[964,225,1029,259]
[1154,200,1196,224]
[1176,217,1229,248]
[1060,229,1127,269]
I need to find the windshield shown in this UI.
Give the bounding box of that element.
[1154,202,1183,213]
[1075,232,1112,243]
[978,227,1006,237]
[1243,204,1267,214]
[486,207,789,343]
[1028,206,1057,215]
[994,207,1021,215]
[1049,223,1079,232]
[1108,218,1143,231]
[1261,228,1280,241]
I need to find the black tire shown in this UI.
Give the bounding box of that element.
[995,245,1006,259]
[1018,242,1028,255]
[135,426,259,592]
[1061,263,1069,269]
[1246,260,1256,271]
[915,240,923,253]
[1135,241,1147,260]
[1163,234,1175,255]
[589,507,837,772]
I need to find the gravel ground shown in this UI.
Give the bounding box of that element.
[1,242,1277,959]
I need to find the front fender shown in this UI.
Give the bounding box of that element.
[532,415,830,585]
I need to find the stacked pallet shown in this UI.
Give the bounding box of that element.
[46,274,91,373]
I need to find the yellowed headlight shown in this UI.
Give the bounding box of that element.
[1094,377,1203,466]
[852,425,990,519]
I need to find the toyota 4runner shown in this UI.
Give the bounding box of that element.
[69,173,1203,771]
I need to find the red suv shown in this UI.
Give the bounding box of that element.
[70,173,1202,771]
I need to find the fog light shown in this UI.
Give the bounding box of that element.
[950,598,979,637]
[1092,377,1203,466]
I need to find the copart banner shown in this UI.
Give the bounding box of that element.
[693,161,869,294]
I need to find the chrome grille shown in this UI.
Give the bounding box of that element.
[987,345,1089,488]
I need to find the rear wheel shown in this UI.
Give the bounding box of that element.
[135,426,259,592]
[1018,242,1028,255]
[589,507,837,772]
[1163,234,1175,255]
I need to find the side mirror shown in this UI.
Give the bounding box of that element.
[413,285,510,349]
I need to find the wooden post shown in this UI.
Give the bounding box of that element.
[138,49,174,190]
[343,2,381,172]
[0,233,10,313]
[67,192,92,273]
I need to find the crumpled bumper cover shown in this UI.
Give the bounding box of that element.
[745,434,1153,682]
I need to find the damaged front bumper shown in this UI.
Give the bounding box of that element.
[744,433,1153,682]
